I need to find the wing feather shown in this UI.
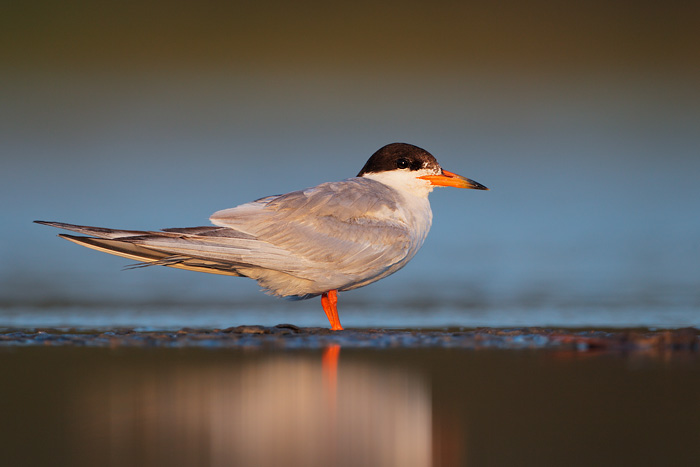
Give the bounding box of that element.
[58,234,244,277]
[36,177,415,297]
[210,178,412,278]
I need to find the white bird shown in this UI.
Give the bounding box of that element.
[36,143,487,330]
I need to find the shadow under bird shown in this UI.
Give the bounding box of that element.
[36,143,488,330]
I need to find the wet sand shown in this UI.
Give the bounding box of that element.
[1,325,698,353]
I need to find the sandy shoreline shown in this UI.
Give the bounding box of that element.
[2,326,697,353]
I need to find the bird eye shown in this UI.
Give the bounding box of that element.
[396,158,410,169]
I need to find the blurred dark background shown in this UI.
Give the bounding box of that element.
[2,1,699,328]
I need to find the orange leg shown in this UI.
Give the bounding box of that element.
[321,289,343,331]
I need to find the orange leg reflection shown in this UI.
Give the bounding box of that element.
[322,344,340,458]
[322,344,341,409]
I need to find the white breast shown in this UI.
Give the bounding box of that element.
[361,168,435,247]
[356,170,435,277]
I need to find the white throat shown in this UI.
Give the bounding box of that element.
[360,168,435,269]
[361,168,438,199]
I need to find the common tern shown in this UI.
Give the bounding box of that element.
[36,143,487,330]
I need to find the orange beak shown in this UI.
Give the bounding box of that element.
[419,169,489,190]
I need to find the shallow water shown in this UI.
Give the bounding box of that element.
[2,301,699,330]
[1,343,698,467]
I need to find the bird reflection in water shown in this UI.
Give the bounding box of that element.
[69,347,457,466]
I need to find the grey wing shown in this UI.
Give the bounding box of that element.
[209,178,414,291]
[34,221,259,277]
[37,178,413,298]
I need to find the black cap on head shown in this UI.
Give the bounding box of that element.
[357,143,441,177]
